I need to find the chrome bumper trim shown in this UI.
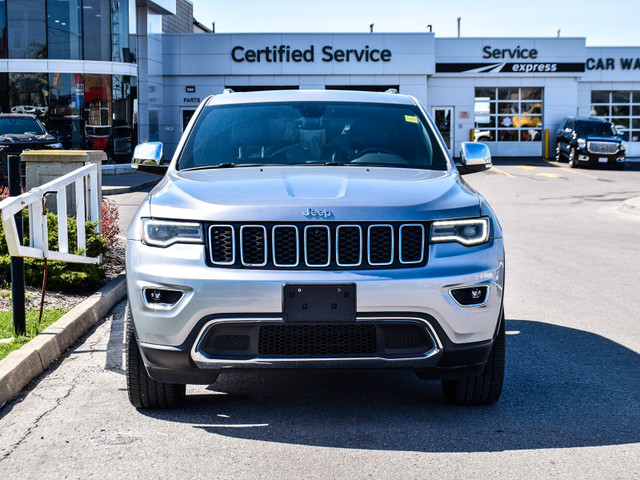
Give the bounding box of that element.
[190,316,443,369]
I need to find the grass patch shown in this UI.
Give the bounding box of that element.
[0,309,68,361]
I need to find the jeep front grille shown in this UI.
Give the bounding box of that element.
[207,222,427,269]
[587,141,618,155]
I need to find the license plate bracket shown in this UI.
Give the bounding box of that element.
[283,284,357,323]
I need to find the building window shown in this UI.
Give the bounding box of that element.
[0,0,7,58]
[590,91,640,142]
[128,0,136,63]
[112,0,132,62]
[48,72,85,149]
[47,0,83,60]
[84,74,112,153]
[83,0,111,61]
[474,87,543,142]
[7,0,47,59]
[8,72,48,118]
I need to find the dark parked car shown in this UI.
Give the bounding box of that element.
[47,117,86,150]
[0,114,63,186]
[108,124,133,163]
[555,117,626,169]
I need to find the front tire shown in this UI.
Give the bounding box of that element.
[441,310,505,406]
[126,304,186,409]
[555,143,563,162]
[568,147,579,168]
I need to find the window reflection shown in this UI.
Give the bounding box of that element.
[84,74,112,153]
[47,0,82,60]
[0,0,7,58]
[9,73,48,118]
[83,0,111,61]
[112,0,133,62]
[8,0,47,59]
[48,72,85,149]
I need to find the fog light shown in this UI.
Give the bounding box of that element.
[449,286,489,306]
[143,288,184,310]
[578,155,589,161]
[616,157,624,163]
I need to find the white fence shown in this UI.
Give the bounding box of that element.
[0,163,101,264]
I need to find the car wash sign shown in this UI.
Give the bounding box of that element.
[583,47,640,81]
[435,38,585,75]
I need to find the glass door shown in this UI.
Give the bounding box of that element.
[432,107,454,154]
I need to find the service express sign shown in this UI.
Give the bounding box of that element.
[434,38,586,75]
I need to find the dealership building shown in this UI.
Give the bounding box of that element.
[1,0,639,160]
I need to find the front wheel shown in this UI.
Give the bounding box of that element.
[126,304,186,409]
[441,310,505,405]
[555,143,563,162]
[568,147,579,168]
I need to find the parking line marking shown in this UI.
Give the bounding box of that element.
[515,165,536,170]
[542,159,599,179]
[537,172,562,179]
[492,167,515,178]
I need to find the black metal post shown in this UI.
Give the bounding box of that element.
[8,155,25,336]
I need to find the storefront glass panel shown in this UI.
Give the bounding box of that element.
[84,74,112,153]
[0,0,7,58]
[128,0,136,62]
[111,74,135,162]
[47,0,82,60]
[48,72,85,148]
[8,73,48,119]
[475,87,543,142]
[112,0,132,62]
[83,0,111,61]
[7,0,47,59]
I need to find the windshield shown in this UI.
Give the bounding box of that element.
[0,117,46,135]
[178,102,448,170]
[576,121,617,136]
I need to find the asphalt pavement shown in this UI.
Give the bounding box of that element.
[1,158,639,479]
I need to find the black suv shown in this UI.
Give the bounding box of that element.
[0,114,63,186]
[555,117,626,169]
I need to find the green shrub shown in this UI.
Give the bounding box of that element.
[0,210,109,292]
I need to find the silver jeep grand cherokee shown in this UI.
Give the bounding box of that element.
[126,89,505,408]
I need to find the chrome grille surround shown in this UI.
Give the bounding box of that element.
[335,224,363,267]
[207,222,427,270]
[240,225,267,267]
[399,224,425,264]
[368,224,394,266]
[587,141,618,155]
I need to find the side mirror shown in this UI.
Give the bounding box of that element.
[132,142,168,175]
[457,142,492,175]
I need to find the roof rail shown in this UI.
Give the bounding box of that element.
[222,88,235,94]
[385,88,399,94]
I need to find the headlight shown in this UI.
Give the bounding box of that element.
[620,143,626,152]
[142,219,203,247]
[430,218,490,246]
[577,138,586,149]
[49,142,64,149]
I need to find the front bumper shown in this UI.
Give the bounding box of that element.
[126,237,504,382]
[576,148,625,166]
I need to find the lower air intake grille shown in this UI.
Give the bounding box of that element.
[258,324,377,357]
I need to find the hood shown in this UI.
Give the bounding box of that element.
[0,133,57,144]
[148,166,481,222]
[581,135,622,143]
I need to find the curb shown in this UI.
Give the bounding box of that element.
[0,274,127,406]
[621,196,640,215]
[102,179,158,195]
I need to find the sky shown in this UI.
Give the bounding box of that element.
[193,0,640,46]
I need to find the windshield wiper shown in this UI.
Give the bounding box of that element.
[182,162,237,171]
[323,161,344,166]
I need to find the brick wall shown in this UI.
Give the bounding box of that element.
[162,0,194,33]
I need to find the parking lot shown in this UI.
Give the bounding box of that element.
[1,158,639,479]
